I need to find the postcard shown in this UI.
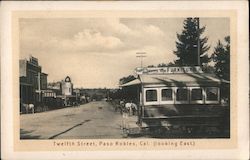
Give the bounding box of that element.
[1,1,249,160]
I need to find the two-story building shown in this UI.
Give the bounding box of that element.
[19,56,48,112]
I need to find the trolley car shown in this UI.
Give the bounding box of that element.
[120,66,230,138]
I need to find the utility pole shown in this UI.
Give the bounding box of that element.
[195,17,201,66]
[37,72,41,102]
[136,52,147,68]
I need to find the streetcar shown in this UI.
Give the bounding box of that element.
[120,66,230,138]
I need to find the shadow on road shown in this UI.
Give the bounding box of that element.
[48,119,91,139]
[20,129,41,139]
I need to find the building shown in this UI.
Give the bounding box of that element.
[20,56,80,112]
[46,76,79,107]
[60,76,77,106]
[61,76,73,96]
[19,56,48,112]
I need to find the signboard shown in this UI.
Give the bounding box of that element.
[29,55,39,65]
[135,66,203,75]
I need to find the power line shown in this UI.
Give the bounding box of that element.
[136,52,147,68]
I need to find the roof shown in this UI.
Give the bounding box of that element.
[120,79,141,87]
[121,73,224,87]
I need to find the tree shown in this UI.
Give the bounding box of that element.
[174,18,210,66]
[212,36,230,81]
[157,63,168,67]
[211,36,230,100]
[119,75,136,85]
[147,65,156,68]
[157,62,176,67]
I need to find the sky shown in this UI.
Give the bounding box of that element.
[19,18,229,88]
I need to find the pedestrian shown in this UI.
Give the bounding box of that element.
[122,107,129,130]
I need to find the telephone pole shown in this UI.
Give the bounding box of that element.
[136,52,147,68]
[195,17,201,66]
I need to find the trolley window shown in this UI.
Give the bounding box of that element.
[191,88,203,101]
[206,87,219,101]
[176,88,188,101]
[161,89,173,101]
[146,89,157,102]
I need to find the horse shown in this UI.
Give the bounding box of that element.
[124,102,137,116]
[24,103,35,114]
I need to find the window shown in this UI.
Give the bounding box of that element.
[206,87,219,101]
[146,89,157,102]
[176,88,188,101]
[191,88,203,101]
[161,89,173,101]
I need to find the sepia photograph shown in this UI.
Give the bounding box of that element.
[19,17,230,139]
[1,1,249,159]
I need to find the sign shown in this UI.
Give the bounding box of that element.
[135,66,203,75]
[29,56,38,65]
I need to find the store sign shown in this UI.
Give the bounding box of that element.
[135,66,203,74]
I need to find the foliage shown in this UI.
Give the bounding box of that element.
[174,18,210,66]
[211,36,230,100]
[212,36,230,81]
[147,65,156,68]
[147,62,176,68]
[119,75,136,85]
[157,62,176,67]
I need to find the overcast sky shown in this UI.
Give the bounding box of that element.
[19,18,229,88]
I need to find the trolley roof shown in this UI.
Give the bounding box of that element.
[120,73,226,87]
[141,73,222,87]
[120,67,229,87]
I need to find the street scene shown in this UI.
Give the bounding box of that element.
[19,17,230,139]
[21,101,128,139]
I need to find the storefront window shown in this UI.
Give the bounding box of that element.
[161,89,173,101]
[206,87,219,101]
[146,89,157,102]
[176,88,188,101]
[191,88,203,101]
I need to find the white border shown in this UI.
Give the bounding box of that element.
[1,1,249,160]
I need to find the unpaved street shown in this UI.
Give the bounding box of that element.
[20,101,125,139]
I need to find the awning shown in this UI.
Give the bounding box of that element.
[119,79,141,87]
